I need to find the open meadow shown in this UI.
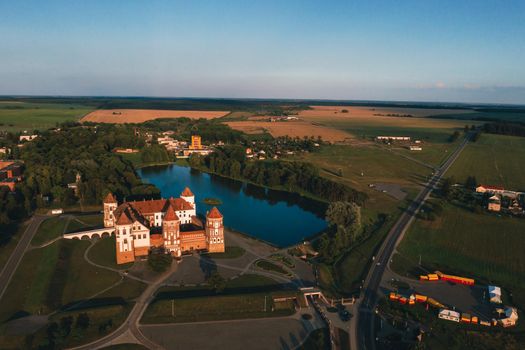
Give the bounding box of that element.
[447,134,525,190]
[298,144,430,214]
[82,109,230,123]
[0,101,93,131]
[393,203,525,308]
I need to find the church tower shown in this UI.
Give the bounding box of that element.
[163,205,181,256]
[180,187,195,207]
[103,192,118,227]
[206,207,225,253]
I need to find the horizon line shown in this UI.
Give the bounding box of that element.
[1,94,524,108]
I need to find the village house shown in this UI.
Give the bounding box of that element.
[376,136,411,142]
[476,185,505,195]
[19,134,38,142]
[487,195,501,212]
[0,161,23,191]
[103,187,225,264]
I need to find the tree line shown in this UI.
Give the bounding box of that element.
[188,145,367,205]
[482,121,525,137]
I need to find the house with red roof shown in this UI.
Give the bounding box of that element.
[103,187,225,264]
[476,185,505,194]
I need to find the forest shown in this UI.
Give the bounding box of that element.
[483,121,525,137]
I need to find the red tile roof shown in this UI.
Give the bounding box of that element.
[181,187,194,197]
[114,203,149,227]
[128,198,192,214]
[104,192,117,203]
[163,205,180,221]
[115,208,133,225]
[479,185,505,191]
[207,207,223,219]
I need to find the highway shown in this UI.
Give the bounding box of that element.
[354,134,471,350]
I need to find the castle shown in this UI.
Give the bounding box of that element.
[103,187,225,264]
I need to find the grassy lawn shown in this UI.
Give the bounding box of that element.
[270,253,295,268]
[394,203,525,309]
[0,240,121,323]
[333,213,396,295]
[389,138,462,167]
[88,236,133,270]
[0,222,28,269]
[97,278,147,301]
[203,245,245,259]
[0,101,93,131]
[65,214,103,233]
[142,290,296,323]
[298,145,430,215]
[297,328,330,350]
[45,304,132,349]
[300,113,470,143]
[447,134,525,190]
[225,274,281,289]
[31,216,68,246]
[255,259,290,276]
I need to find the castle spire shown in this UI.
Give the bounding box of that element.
[103,192,117,204]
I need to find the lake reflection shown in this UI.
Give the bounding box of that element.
[138,165,327,247]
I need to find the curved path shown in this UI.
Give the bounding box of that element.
[71,236,305,349]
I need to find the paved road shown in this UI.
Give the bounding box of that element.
[353,134,471,350]
[69,264,177,350]
[0,215,48,302]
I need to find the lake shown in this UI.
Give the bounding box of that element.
[138,165,328,247]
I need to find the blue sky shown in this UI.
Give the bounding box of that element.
[1,0,524,104]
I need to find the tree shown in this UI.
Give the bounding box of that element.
[465,176,477,190]
[207,271,226,293]
[326,201,361,229]
[75,313,90,330]
[147,249,172,272]
[441,177,454,198]
[60,315,74,336]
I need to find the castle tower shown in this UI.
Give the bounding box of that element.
[163,205,181,257]
[189,135,202,150]
[180,187,195,207]
[206,207,225,253]
[115,207,135,264]
[103,192,118,227]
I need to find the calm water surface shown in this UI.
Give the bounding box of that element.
[138,165,327,247]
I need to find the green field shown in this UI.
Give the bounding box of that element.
[389,138,462,167]
[65,213,103,233]
[0,101,93,131]
[88,237,133,270]
[448,134,525,190]
[394,203,525,307]
[0,239,121,323]
[299,144,429,215]
[31,216,68,246]
[255,259,290,275]
[142,291,296,324]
